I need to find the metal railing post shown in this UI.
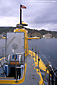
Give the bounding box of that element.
[35,46,37,61]
[43,64,49,82]
[32,44,33,57]
[24,53,25,63]
[49,70,50,85]
[2,47,3,56]
[38,50,40,72]
[14,54,18,83]
[5,33,7,57]
[52,72,54,85]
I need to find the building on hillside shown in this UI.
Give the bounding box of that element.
[0,34,3,39]
[43,33,52,39]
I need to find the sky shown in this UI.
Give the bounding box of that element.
[0,0,57,31]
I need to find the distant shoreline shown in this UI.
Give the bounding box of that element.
[0,27,57,38]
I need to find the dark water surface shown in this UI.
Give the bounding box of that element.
[28,39,57,69]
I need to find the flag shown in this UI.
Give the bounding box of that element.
[20,5,26,9]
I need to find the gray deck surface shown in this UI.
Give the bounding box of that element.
[20,55,41,85]
[0,55,41,85]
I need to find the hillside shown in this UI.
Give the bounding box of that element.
[0,27,57,38]
[0,27,16,33]
[26,28,57,38]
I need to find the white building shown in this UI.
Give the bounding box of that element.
[0,34,3,39]
[43,33,52,39]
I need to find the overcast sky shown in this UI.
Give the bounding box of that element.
[0,0,57,31]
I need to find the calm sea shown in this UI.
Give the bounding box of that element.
[28,39,57,69]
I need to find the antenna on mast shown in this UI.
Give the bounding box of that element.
[20,4,22,25]
[16,5,27,28]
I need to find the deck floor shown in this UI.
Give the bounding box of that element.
[0,55,41,85]
[20,55,41,85]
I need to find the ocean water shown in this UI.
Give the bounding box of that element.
[28,39,57,69]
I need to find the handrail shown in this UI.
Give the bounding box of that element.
[43,63,49,82]
[15,52,25,55]
[31,45,57,85]
[16,65,24,69]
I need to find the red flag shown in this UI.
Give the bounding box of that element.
[20,5,26,9]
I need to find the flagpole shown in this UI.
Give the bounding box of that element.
[20,5,22,25]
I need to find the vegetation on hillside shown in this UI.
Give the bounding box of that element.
[26,28,57,38]
[0,27,57,38]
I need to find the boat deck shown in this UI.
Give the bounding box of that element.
[0,54,41,85]
[20,54,41,85]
